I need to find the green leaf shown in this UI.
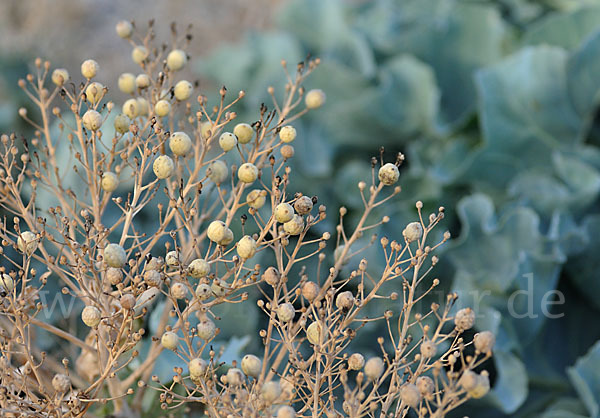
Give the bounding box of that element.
[487,351,529,413]
[567,340,600,418]
[541,397,590,418]
[522,6,600,49]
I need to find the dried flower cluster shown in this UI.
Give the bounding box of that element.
[0,20,494,417]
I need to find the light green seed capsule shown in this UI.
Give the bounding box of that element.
[153,155,174,179]
[81,305,101,327]
[305,89,326,109]
[135,74,150,89]
[122,98,139,119]
[197,318,216,341]
[104,243,127,268]
[101,172,119,192]
[167,49,187,71]
[241,354,262,378]
[155,100,171,117]
[207,160,228,184]
[189,259,210,278]
[82,110,102,131]
[17,231,37,255]
[279,125,296,143]
[238,163,258,184]
[115,20,133,39]
[219,132,237,152]
[132,46,149,65]
[169,132,192,156]
[81,59,99,79]
[85,82,104,104]
[246,189,266,209]
[114,114,130,134]
[161,331,179,350]
[52,68,69,86]
[283,215,304,236]
[118,73,136,94]
[275,203,294,223]
[236,235,257,259]
[174,80,193,101]
[233,123,253,144]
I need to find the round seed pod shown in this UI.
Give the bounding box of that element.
[135,74,150,89]
[241,354,262,378]
[51,68,69,86]
[420,340,437,358]
[208,160,228,184]
[153,155,174,179]
[238,163,258,184]
[277,406,296,418]
[305,89,326,109]
[104,243,127,268]
[400,383,421,409]
[166,49,187,71]
[174,80,193,101]
[378,163,399,186]
[82,110,102,131]
[114,114,130,134]
[468,373,490,399]
[195,283,212,300]
[226,368,244,386]
[0,274,14,292]
[283,215,304,236]
[275,203,294,223]
[189,358,207,377]
[106,268,123,285]
[234,123,253,144]
[169,132,192,156]
[301,281,319,302]
[281,145,294,159]
[454,308,475,331]
[473,331,495,353]
[279,126,296,143]
[81,59,99,79]
[144,270,162,287]
[207,220,227,243]
[101,172,119,192]
[17,231,37,255]
[189,259,210,278]
[115,20,133,38]
[161,331,179,350]
[211,278,230,297]
[219,227,234,246]
[136,97,149,116]
[81,305,101,327]
[52,373,71,393]
[145,257,163,271]
[122,98,139,119]
[335,291,355,311]
[403,222,423,243]
[120,294,136,310]
[459,370,478,392]
[247,189,267,209]
[262,267,280,287]
[364,357,384,381]
[171,282,188,299]
[85,82,104,104]
[131,46,149,64]
[277,303,295,323]
[118,73,136,94]
[294,196,313,215]
[237,235,257,259]
[416,376,434,396]
[165,251,181,268]
[219,132,237,152]
[155,100,171,117]
[348,353,365,371]
[261,381,282,403]
[306,321,323,345]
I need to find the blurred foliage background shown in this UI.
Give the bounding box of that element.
[3,0,600,416]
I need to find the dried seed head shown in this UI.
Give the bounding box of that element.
[468,373,490,399]
[306,321,323,345]
[283,214,304,235]
[174,80,193,101]
[161,331,179,350]
[237,235,257,259]
[17,231,37,255]
[145,257,163,271]
[459,370,478,391]
[115,20,133,38]
[155,100,171,117]
[261,381,282,403]
[277,406,296,418]
[114,114,130,134]
[166,49,187,71]
[211,278,230,296]
[277,303,295,323]
[195,283,212,301]
[101,172,119,192]
[104,243,127,268]
[81,59,99,79]
[0,274,14,292]
[226,368,244,386]
[378,163,399,186]
[82,110,103,131]
[262,267,281,287]
[120,294,136,310]
[219,132,238,152]
[136,74,150,89]
[281,144,295,159]
[279,125,297,143]
[153,155,174,179]
[197,318,216,341]
[85,82,104,104]
[302,281,320,301]
[416,376,434,396]
[238,163,258,184]
[241,354,262,378]
[364,357,384,381]
[118,72,136,94]
[294,196,313,215]
[131,46,149,64]
[169,132,192,156]
[275,203,294,223]
[336,291,355,311]
[305,89,326,109]
[247,189,267,209]
[51,68,69,86]
[400,383,421,409]
[52,373,71,393]
[189,358,207,377]
[455,308,475,331]
[234,123,254,144]
[207,220,227,243]
[189,259,210,278]
[81,306,101,327]
[473,331,495,353]
[171,282,188,299]
[403,222,423,243]
[165,251,181,267]
[420,340,437,358]
[144,270,162,287]
[348,353,365,371]
[208,160,228,184]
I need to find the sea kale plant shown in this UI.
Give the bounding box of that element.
[0,20,495,417]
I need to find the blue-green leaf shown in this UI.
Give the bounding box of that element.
[567,340,600,418]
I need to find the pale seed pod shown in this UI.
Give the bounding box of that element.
[306,321,323,345]
[364,357,384,381]
[106,268,123,285]
[305,89,326,109]
[200,121,212,139]
[52,373,71,393]
[275,203,294,223]
[468,373,490,399]
[101,172,119,192]
[301,281,319,301]
[233,123,253,144]
[219,132,237,152]
[171,282,188,299]
[82,110,102,131]
[277,406,296,418]
[459,370,478,391]
[85,82,104,104]
[81,306,101,327]
[136,97,149,116]
[247,189,267,209]
[261,381,282,403]
[378,163,399,186]
[0,274,14,292]
[403,222,423,243]
[189,259,210,278]
[161,331,179,350]
[279,125,297,143]
[416,376,434,396]
[455,308,475,331]
[115,20,133,38]
[262,267,280,287]
[145,257,163,271]
[281,145,294,159]
[120,294,136,310]
[144,269,162,287]
[118,73,136,94]
[114,114,130,134]
[219,227,234,246]
[226,368,244,386]
[400,383,421,409]
[207,220,227,243]
[238,163,258,183]
[169,132,192,156]
[237,235,257,259]
[51,68,69,86]
[283,215,304,235]
[277,303,295,323]
[294,196,313,215]
[153,155,174,179]
[17,231,37,255]
[104,243,127,268]
[208,160,228,184]
[241,354,262,378]
[174,80,193,101]
[155,100,171,117]
[420,340,437,358]
[131,46,149,64]
[135,74,150,89]
[189,358,207,377]
[335,291,355,311]
[473,331,495,353]
[348,353,365,371]
[81,59,99,79]
[165,251,181,267]
[166,49,187,71]
[211,278,230,297]
[195,283,212,300]
[122,98,139,119]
